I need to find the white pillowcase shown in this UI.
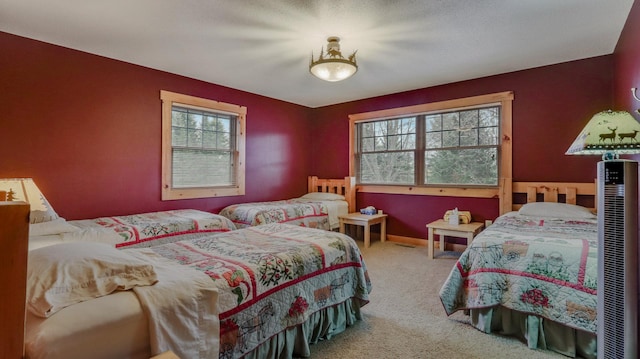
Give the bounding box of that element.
[518,202,596,219]
[29,218,80,236]
[27,242,158,318]
[299,192,345,201]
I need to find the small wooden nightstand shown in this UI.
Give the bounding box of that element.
[0,202,29,359]
[426,219,484,259]
[339,212,388,248]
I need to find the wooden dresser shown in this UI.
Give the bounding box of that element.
[0,201,30,359]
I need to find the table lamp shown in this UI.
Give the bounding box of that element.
[0,178,59,223]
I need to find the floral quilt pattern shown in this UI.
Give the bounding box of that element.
[90,209,236,248]
[148,223,371,359]
[219,200,330,229]
[439,212,598,333]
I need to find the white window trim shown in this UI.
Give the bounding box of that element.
[348,91,513,200]
[160,90,246,200]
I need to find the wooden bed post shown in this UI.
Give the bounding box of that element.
[307,176,318,193]
[0,201,29,359]
[499,177,513,215]
[345,176,356,213]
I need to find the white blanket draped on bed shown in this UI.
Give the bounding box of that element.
[127,249,220,359]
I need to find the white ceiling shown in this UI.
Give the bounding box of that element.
[0,1,634,108]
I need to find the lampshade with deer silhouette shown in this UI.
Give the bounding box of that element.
[565,110,640,160]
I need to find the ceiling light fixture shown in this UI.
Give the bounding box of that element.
[309,36,358,82]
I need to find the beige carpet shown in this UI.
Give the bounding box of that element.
[306,241,565,359]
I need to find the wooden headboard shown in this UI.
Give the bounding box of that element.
[502,181,597,215]
[307,176,356,213]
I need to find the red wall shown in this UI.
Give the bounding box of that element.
[310,57,614,238]
[0,32,313,220]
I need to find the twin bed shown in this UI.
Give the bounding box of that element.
[439,181,598,358]
[23,176,369,359]
[218,176,355,230]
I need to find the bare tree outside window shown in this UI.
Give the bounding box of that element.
[356,106,500,187]
[359,117,416,184]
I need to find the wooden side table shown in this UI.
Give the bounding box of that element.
[0,202,29,359]
[339,212,388,248]
[426,219,484,259]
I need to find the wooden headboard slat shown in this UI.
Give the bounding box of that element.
[526,187,537,203]
[543,186,559,203]
[505,181,596,214]
[566,187,577,205]
[307,176,356,213]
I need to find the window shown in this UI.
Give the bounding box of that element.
[161,90,246,200]
[359,117,416,184]
[424,107,499,186]
[349,92,513,198]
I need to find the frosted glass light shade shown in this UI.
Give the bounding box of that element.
[309,59,358,82]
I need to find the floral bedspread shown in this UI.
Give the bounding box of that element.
[148,223,371,359]
[439,212,598,333]
[218,200,330,229]
[80,209,237,248]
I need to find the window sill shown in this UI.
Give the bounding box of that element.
[357,185,499,199]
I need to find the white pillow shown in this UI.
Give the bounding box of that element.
[29,218,80,236]
[518,202,596,219]
[27,242,158,318]
[299,192,345,201]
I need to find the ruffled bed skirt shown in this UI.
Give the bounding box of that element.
[469,306,596,359]
[242,298,362,359]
